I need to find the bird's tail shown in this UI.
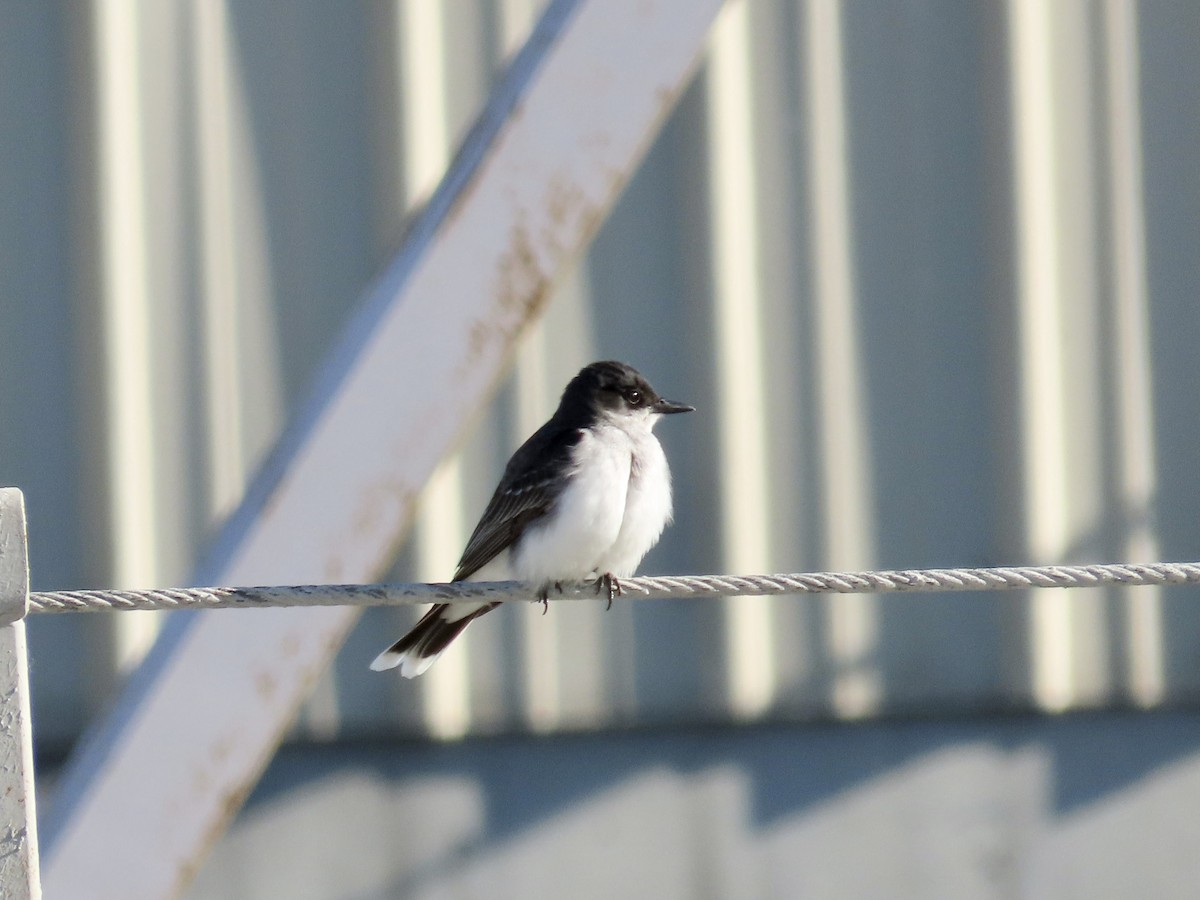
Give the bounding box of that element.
[369,601,500,678]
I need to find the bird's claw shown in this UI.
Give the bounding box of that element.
[593,573,621,611]
[535,581,564,615]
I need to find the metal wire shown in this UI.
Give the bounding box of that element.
[26,560,1200,615]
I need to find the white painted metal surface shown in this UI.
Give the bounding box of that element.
[803,0,879,717]
[0,489,40,899]
[707,2,775,720]
[41,1,727,896]
[90,0,167,674]
[1009,0,1116,711]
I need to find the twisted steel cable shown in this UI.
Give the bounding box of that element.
[27,560,1200,615]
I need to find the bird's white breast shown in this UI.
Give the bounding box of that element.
[594,418,673,577]
[509,423,631,583]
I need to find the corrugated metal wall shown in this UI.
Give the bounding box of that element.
[3,0,1200,756]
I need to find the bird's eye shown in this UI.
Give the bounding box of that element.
[626,390,642,406]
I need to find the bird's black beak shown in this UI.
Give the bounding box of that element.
[653,398,695,415]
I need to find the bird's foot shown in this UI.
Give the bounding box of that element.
[535,581,564,615]
[593,573,622,611]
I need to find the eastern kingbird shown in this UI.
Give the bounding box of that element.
[370,360,694,677]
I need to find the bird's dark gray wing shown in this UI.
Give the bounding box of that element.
[453,421,583,581]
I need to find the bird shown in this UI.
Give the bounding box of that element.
[370,360,694,677]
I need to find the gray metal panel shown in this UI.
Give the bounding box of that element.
[839,0,1010,708]
[0,3,96,747]
[1139,2,1200,693]
[221,2,380,410]
[0,0,1198,741]
[186,711,1200,900]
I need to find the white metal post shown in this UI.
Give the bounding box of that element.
[0,489,40,899]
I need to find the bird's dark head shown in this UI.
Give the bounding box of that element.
[558,361,694,424]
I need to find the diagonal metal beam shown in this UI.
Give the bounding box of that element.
[41,0,728,896]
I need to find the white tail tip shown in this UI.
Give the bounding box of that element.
[369,650,401,672]
[369,649,440,678]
